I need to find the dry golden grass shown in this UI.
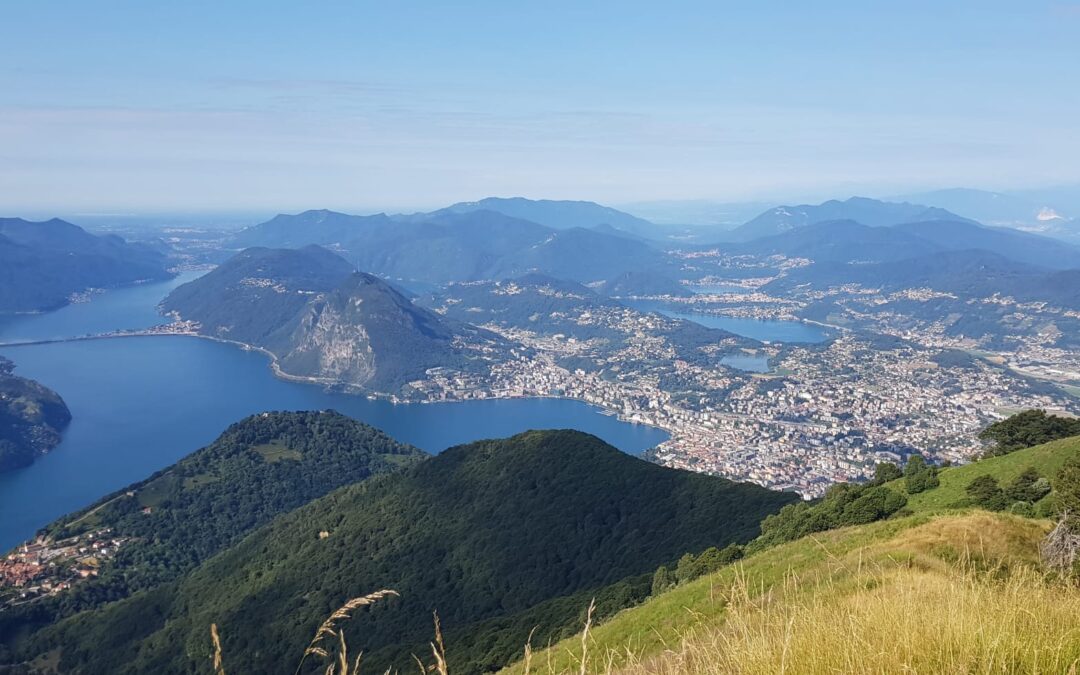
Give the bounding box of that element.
[294,589,399,675]
[615,562,1080,675]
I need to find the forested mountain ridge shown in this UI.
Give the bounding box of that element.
[436,197,658,235]
[723,197,973,241]
[0,217,173,313]
[160,245,356,345]
[26,429,797,674]
[0,411,423,656]
[162,247,517,395]
[231,205,671,285]
[0,356,71,473]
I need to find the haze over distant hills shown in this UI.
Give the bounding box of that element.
[0,217,172,313]
[733,217,1080,269]
[436,197,658,236]
[721,197,974,242]
[892,187,1080,242]
[162,246,516,395]
[232,203,673,286]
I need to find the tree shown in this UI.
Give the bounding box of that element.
[904,455,939,494]
[871,462,902,485]
[651,565,675,595]
[904,454,928,478]
[980,409,1080,458]
[842,486,908,524]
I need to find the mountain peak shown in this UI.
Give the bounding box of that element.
[725,197,975,242]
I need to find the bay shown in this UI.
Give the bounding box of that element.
[0,278,668,550]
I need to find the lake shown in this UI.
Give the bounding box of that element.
[625,300,830,344]
[0,278,668,550]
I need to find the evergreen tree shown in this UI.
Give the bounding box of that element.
[965,475,1007,511]
[980,410,1080,458]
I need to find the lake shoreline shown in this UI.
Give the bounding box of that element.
[0,326,672,432]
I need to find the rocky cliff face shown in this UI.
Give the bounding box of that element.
[276,299,379,385]
[164,248,517,395]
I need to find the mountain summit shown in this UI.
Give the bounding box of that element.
[725,197,973,241]
[162,247,513,395]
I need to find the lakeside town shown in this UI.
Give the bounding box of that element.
[409,270,1080,498]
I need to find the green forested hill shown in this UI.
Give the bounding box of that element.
[1,411,422,657]
[31,429,796,674]
[0,217,172,313]
[163,246,516,395]
[0,356,72,473]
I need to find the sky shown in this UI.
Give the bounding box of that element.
[2,1,1079,214]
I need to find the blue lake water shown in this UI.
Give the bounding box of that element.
[0,279,668,550]
[625,300,829,344]
[0,271,203,342]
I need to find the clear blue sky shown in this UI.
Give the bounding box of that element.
[3,1,1078,213]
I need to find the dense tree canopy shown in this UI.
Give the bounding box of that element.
[1,411,422,657]
[980,410,1080,458]
[29,429,795,674]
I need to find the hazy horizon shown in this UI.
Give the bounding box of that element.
[4,1,1079,213]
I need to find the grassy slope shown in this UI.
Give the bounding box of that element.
[502,436,1080,674]
[503,512,1073,674]
[892,435,1080,513]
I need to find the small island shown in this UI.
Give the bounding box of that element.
[0,356,72,473]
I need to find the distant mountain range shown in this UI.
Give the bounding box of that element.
[0,356,71,473]
[0,217,173,313]
[722,197,974,242]
[436,196,658,236]
[21,424,795,674]
[162,247,515,395]
[768,249,1045,298]
[232,201,673,285]
[892,187,1080,241]
[735,217,1080,269]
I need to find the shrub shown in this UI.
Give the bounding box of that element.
[1004,468,1050,504]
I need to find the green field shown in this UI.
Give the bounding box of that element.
[252,439,303,463]
[136,473,181,508]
